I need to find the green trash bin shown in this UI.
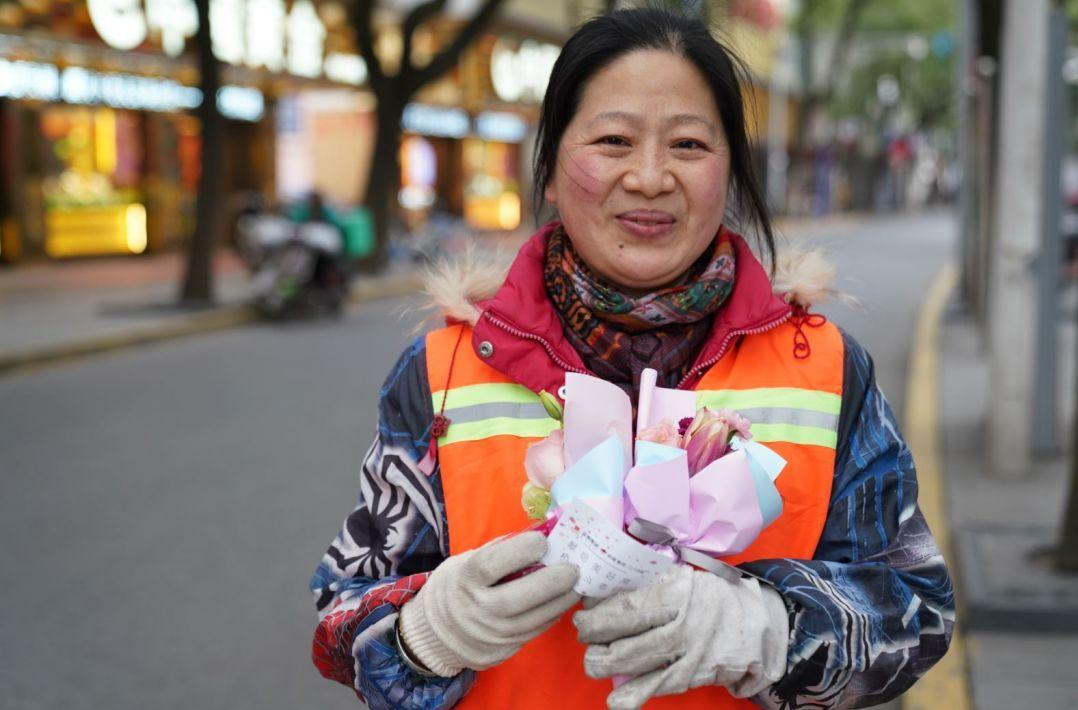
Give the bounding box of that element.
[285,202,374,260]
[340,208,375,260]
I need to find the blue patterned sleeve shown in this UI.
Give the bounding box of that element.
[742,330,955,708]
[310,337,475,708]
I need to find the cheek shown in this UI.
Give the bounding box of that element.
[686,159,730,208]
[557,147,609,205]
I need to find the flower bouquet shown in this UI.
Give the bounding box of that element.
[518,368,786,597]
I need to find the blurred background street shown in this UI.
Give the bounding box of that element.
[2,0,1078,708]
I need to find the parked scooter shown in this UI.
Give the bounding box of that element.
[237,197,349,319]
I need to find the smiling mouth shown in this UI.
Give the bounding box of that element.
[616,210,677,238]
[617,210,676,225]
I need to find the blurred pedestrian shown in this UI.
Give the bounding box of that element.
[295,191,348,307]
[887,134,914,209]
[309,9,954,709]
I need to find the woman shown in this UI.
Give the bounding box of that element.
[310,9,954,709]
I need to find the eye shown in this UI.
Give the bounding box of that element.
[674,139,706,150]
[597,135,629,147]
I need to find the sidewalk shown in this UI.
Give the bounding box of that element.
[938,286,1078,708]
[0,250,422,374]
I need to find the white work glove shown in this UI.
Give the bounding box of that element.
[398,531,580,677]
[574,564,789,709]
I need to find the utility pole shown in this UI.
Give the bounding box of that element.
[985,0,1051,478]
[956,0,977,309]
[1031,8,1068,455]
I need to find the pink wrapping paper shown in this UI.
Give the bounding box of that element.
[562,372,632,469]
[623,446,765,560]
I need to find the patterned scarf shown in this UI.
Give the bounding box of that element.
[544,226,736,395]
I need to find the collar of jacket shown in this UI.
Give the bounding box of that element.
[467,221,794,398]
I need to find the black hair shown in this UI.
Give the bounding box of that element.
[533,7,775,270]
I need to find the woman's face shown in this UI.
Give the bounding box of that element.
[545,49,731,292]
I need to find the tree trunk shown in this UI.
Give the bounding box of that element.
[362,94,405,272]
[354,0,506,267]
[180,0,224,304]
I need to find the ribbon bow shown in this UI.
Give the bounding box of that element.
[626,518,742,583]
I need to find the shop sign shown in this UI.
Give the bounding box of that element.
[86,0,147,52]
[402,103,470,139]
[475,111,527,143]
[146,0,199,57]
[88,0,357,82]
[402,105,532,143]
[323,52,368,87]
[216,85,265,121]
[0,59,60,101]
[0,57,264,121]
[490,38,559,104]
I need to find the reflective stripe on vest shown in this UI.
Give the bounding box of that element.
[696,387,842,448]
[425,321,843,709]
[430,383,560,445]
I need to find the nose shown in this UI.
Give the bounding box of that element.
[622,149,675,198]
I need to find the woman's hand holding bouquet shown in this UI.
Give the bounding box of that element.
[397,531,579,677]
[508,369,791,707]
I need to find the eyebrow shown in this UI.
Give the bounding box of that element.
[589,111,717,138]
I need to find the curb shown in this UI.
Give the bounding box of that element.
[0,271,425,378]
[899,263,972,710]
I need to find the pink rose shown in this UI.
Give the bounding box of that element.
[637,418,682,448]
[682,407,752,475]
[723,409,753,441]
[524,429,565,489]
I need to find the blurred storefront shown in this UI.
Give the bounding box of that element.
[396,22,562,233]
[275,88,375,208]
[0,77,269,261]
[0,0,368,263]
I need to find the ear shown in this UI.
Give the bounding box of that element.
[544,182,557,205]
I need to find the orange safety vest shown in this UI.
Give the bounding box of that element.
[426,321,843,709]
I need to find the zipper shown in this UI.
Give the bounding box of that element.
[675,309,792,390]
[483,311,589,377]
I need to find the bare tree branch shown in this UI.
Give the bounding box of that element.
[351,0,507,259]
[402,0,449,74]
[351,0,386,90]
[408,0,506,93]
[793,0,870,150]
[822,0,869,100]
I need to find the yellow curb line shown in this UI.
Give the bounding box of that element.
[900,262,972,710]
[0,271,425,378]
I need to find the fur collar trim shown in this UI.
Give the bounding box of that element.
[422,233,842,327]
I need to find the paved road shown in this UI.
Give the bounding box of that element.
[0,298,421,710]
[0,210,955,709]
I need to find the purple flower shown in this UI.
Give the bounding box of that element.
[682,407,752,475]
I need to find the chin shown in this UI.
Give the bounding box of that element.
[611,253,692,289]
[607,268,681,292]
